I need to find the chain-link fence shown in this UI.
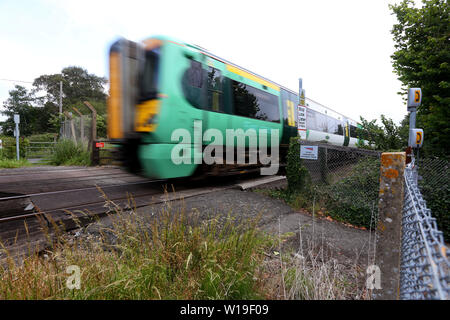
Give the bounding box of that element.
[296,143,449,299]
[299,141,381,229]
[400,163,450,299]
[61,114,92,148]
[416,157,450,243]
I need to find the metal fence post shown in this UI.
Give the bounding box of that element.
[373,152,406,300]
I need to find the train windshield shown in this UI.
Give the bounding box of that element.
[139,48,160,102]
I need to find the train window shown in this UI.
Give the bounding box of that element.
[327,117,337,135]
[306,109,317,131]
[232,80,280,122]
[139,48,160,102]
[315,112,328,132]
[187,60,203,88]
[350,125,358,138]
[181,59,206,109]
[206,67,223,112]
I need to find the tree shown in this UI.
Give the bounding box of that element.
[358,115,406,151]
[390,0,450,156]
[0,85,38,136]
[1,66,108,136]
[33,66,107,115]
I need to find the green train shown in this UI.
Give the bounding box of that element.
[107,35,365,179]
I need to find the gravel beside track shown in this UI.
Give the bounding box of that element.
[81,182,373,266]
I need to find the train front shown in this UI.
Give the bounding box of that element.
[107,38,162,175]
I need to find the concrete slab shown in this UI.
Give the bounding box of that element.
[235,175,286,190]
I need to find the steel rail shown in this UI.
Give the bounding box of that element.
[0,179,165,202]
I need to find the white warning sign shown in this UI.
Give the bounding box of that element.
[297,105,306,131]
[300,145,318,160]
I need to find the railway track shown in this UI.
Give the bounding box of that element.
[0,166,280,263]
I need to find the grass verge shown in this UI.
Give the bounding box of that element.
[0,158,32,168]
[0,196,271,299]
[0,191,369,300]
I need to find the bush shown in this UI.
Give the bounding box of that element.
[286,137,311,193]
[27,133,57,143]
[317,158,380,228]
[0,135,29,159]
[50,139,91,166]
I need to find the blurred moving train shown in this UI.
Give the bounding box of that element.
[107,35,367,179]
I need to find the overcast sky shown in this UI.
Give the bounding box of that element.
[0,0,407,123]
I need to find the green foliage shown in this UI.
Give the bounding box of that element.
[96,114,107,138]
[0,85,51,136]
[47,113,64,134]
[357,115,406,151]
[33,66,107,115]
[0,135,29,159]
[264,156,380,229]
[1,66,107,138]
[27,133,57,142]
[317,158,380,228]
[390,0,450,156]
[49,139,91,166]
[286,137,311,192]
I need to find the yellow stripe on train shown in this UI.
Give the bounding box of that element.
[226,65,279,91]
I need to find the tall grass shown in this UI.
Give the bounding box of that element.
[262,221,368,300]
[0,191,369,300]
[279,242,366,300]
[49,139,91,166]
[0,158,31,168]
[0,195,271,299]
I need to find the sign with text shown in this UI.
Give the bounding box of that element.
[95,142,105,148]
[300,145,318,160]
[297,105,306,131]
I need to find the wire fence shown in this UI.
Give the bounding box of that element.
[298,143,449,299]
[61,115,92,149]
[416,157,450,243]
[400,163,450,299]
[299,141,381,229]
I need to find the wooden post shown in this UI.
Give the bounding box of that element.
[373,152,406,300]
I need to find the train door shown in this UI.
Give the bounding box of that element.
[343,119,350,146]
[280,89,298,145]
